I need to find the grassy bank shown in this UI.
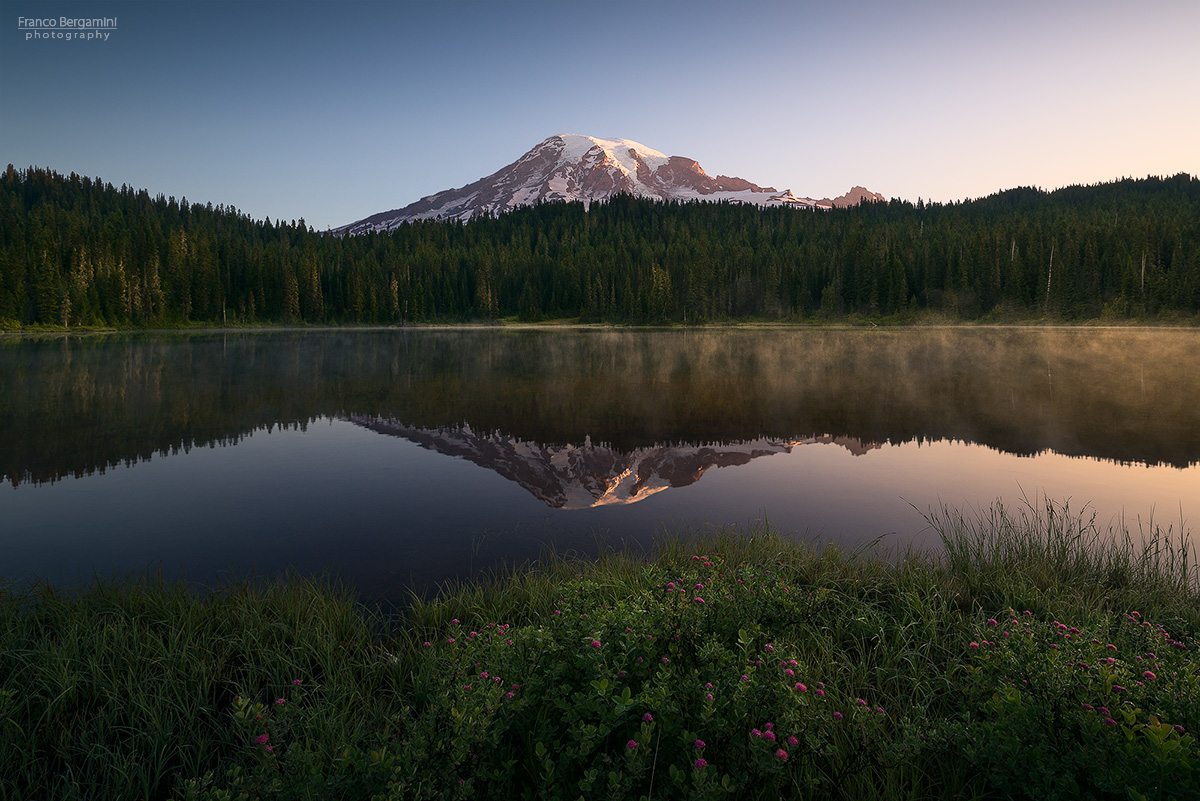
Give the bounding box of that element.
[2,500,1197,800]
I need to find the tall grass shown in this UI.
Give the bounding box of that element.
[1,501,1196,800]
[931,495,1199,624]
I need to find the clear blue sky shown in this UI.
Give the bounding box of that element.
[3,0,1197,230]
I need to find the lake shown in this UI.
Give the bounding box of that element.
[2,327,1198,604]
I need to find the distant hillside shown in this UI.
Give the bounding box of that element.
[1,166,1197,327]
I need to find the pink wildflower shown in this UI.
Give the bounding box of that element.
[255,734,269,745]
[795,683,807,692]
[291,679,301,685]
[643,713,654,722]
[591,640,601,648]
[788,735,798,747]
[1143,671,1157,680]
[627,740,637,750]
[694,758,708,769]
[695,739,706,749]
[834,712,843,720]
[775,748,788,762]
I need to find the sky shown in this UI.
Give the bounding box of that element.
[2,0,1197,230]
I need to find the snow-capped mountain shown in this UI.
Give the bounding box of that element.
[343,415,882,509]
[339,134,878,234]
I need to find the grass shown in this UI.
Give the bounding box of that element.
[1,498,1197,800]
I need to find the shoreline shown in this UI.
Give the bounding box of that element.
[4,317,1200,338]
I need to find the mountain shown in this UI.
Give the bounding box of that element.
[339,134,875,234]
[824,186,886,207]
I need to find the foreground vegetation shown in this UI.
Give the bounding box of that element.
[3,166,1198,328]
[2,500,1197,800]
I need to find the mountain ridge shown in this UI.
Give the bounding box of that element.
[339,134,881,234]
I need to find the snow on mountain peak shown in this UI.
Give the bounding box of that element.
[339,134,864,234]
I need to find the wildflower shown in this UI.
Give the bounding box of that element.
[795,683,807,692]
[627,740,637,751]
[1106,644,1117,650]
[423,641,431,647]
[591,640,601,648]
[765,644,774,651]
[275,698,285,705]
[694,597,705,604]
[784,668,794,677]
[292,679,302,685]
[751,728,762,737]
[857,698,868,706]
[1081,703,1095,711]
[643,713,653,722]
[265,745,273,753]
[451,619,459,624]
[775,748,788,762]
[876,707,885,714]
[1104,717,1118,726]
[554,610,561,615]
[480,672,489,678]
[1144,671,1157,680]
[694,758,708,769]
[987,619,997,626]
[1175,725,1186,735]
[763,730,777,741]
[661,657,669,663]
[705,682,713,689]
[506,692,514,698]
[834,712,843,721]
[1024,610,1032,615]
[446,637,456,643]
[255,734,269,745]
[969,642,980,649]
[787,736,798,747]
[695,739,706,749]
[1112,685,1125,692]
[706,693,714,700]
[815,688,825,696]
[741,674,749,681]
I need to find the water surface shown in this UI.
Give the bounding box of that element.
[2,328,1197,603]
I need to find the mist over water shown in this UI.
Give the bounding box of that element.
[2,328,1197,603]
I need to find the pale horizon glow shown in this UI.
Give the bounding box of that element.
[2,0,1197,230]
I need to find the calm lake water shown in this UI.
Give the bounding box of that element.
[2,327,1198,604]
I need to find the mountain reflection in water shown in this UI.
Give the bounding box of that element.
[3,327,1198,491]
[346,416,827,508]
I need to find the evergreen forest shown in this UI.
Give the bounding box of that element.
[2,165,1197,328]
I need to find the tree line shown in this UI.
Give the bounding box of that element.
[1,164,1197,327]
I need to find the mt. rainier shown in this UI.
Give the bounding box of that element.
[339,134,882,234]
